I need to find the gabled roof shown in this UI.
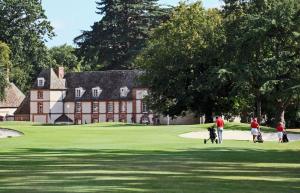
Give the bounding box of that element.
[32,68,66,90]
[54,114,73,123]
[14,94,30,115]
[64,70,143,101]
[0,83,25,108]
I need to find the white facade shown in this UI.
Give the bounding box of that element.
[0,108,17,117]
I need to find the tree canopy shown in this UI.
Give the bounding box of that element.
[137,0,300,125]
[74,0,169,70]
[0,0,54,92]
[136,2,225,121]
[49,44,82,72]
[222,0,300,124]
[0,41,10,100]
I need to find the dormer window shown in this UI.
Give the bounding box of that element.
[37,78,45,87]
[75,87,84,98]
[120,87,130,97]
[92,87,102,98]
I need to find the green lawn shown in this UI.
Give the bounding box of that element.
[0,122,299,193]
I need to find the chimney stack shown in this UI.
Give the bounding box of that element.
[56,67,64,79]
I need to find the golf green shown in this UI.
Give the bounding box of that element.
[0,122,299,193]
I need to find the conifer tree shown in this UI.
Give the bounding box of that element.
[75,0,169,70]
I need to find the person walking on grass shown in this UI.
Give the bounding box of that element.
[250,118,260,143]
[216,116,224,144]
[276,122,285,143]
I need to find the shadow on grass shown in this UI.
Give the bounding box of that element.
[0,148,299,193]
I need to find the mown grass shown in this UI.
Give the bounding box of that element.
[0,122,299,193]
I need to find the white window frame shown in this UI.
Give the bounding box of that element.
[92,102,98,113]
[120,101,126,113]
[92,87,102,98]
[38,102,43,114]
[75,87,84,98]
[120,87,130,97]
[107,102,113,113]
[75,102,81,113]
[37,78,45,87]
[142,101,148,113]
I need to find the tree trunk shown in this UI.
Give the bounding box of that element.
[256,92,262,123]
[276,108,285,125]
[275,99,285,126]
[205,112,214,123]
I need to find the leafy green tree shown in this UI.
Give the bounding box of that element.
[222,0,300,124]
[136,2,225,121]
[74,0,169,70]
[0,41,11,99]
[49,44,82,72]
[0,0,54,92]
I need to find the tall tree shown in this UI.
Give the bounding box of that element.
[0,0,54,92]
[49,44,82,72]
[0,41,10,99]
[222,0,300,124]
[74,0,169,70]
[136,2,225,121]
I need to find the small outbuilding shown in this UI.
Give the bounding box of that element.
[0,83,25,120]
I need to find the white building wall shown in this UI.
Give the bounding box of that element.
[99,114,106,122]
[34,115,47,123]
[82,102,91,113]
[30,102,37,114]
[136,114,142,123]
[48,114,61,124]
[136,89,148,100]
[50,101,63,114]
[65,113,74,122]
[50,91,65,101]
[64,102,74,114]
[149,114,154,124]
[99,102,106,113]
[114,102,119,113]
[127,101,132,113]
[30,90,50,101]
[0,108,17,116]
[136,100,141,113]
[114,114,119,122]
[127,114,132,123]
[43,102,50,114]
[82,114,91,124]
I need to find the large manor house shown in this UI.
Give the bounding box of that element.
[13,67,154,124]
[0,67,198,125]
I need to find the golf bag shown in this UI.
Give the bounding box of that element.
[282,132,289,143]
[256,132,264,143]
[204,127,218,144]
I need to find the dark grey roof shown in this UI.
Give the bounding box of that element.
[0,83,25,108]
[14,94,30,115]
[54,114,73,123]
[64,70,143,101]
[32,68,65,90]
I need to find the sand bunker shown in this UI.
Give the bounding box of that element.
[179,130,300,141]
[0,128,23,139]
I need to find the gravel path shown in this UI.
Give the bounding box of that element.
[179,130,300,141]
[0,128,23,139]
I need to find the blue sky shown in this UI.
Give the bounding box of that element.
[43,0,223,47]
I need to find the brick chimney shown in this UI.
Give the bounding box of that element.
[56,67,64,79]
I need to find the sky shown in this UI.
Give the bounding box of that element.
[42,0,223,47]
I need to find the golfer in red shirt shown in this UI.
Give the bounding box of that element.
[250,118,260,142]
[216,116,224,143]
[276,122,285,143]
